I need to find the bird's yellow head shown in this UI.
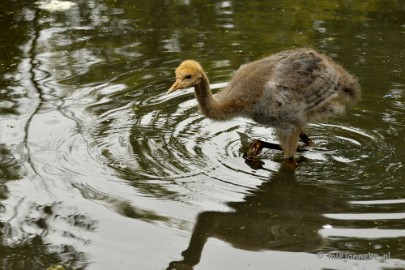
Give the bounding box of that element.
[167,60,204,94]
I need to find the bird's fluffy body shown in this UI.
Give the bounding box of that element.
[168,48,361,159]
[215,49,360,125]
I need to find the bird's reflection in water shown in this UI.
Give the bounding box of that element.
[167,162,346,270]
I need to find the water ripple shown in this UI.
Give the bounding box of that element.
[84,82,403,217]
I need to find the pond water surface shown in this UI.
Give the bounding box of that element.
[1,1,405,269]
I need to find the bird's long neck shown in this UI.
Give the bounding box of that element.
[194,72,224,120]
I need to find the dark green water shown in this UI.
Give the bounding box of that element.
[1,0,405,269]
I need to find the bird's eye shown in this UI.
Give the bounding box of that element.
[185,75,192,79]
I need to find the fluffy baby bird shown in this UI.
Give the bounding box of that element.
[167,48,361,165]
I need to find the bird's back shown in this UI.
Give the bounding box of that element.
[216,48,360,126]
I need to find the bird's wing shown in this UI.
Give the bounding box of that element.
[272,51,340,109]
[276,53,322,89]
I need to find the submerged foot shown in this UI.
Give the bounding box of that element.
[285,157,299,168]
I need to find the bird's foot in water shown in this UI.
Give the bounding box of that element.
[244,139,264,160]
[244,139,283,160]
[243,137,312,164]
[285,157,299,168]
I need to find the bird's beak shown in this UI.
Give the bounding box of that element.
[167,79,182,95]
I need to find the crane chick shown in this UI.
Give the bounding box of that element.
[167,48,361,166]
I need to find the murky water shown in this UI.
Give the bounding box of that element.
[1,0,405,269]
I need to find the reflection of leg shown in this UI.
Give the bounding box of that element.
[180,227,207,266]
[166,261,193,270]
[167,214,209,270]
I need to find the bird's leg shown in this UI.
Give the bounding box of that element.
[244,135,312,160]
[285,157,299,168]
[244,139,282,160]
[243,140,282,160]
[299,133,314,147]
[244,131,313,160]
[276,127,301,165]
